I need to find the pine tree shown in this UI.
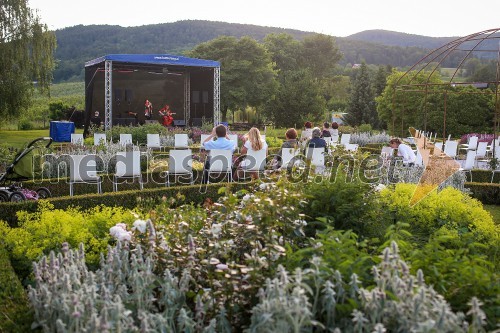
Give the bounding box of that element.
[345,62,378,128]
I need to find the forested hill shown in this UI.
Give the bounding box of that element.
[346,29,456,49]
[54,20,447,82]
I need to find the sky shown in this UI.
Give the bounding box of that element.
[28,0,500,38]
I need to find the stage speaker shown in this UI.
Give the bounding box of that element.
[202,91,209,104]
[191,118,202,127]
[192,91,200,104]
[114,89,122,102]
[125,89,133,103]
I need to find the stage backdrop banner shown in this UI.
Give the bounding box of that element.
[50,121,75,142]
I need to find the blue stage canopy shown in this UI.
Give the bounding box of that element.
[85,54,220,68]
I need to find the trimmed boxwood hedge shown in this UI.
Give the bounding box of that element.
[0,242,33,332]
[1,182,251,228]
[465,182,500,205]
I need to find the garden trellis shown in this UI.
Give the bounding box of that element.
[391,28,500,148]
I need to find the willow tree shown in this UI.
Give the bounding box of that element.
[0,0,56,122]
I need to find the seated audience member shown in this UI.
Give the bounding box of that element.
[389,138,416,166]
[201,125,235,183]
[322,122,332,138]
[330,122,339,137]
[307,127,328,150]
[300,121,314,142]
[273,128,299,169]
[235,127,268,179]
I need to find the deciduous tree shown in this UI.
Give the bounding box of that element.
[188,36,277,121]
[0,0,56,121]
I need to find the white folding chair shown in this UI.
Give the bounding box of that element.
[94,133,107,146]
[228,134,239,152]
[69,155,102,196]
[415,150,424,167]
[460,150,477,181]
[487,138,500,157]
[434,142,443,154]
[340,133,351,145]
[240,149,267,179]
[300,129,313,141]
[280,148,302,169]
[460,136,478,152]
[305,147,325,172]
[261,135,266,141]
[381,146,394,158]
[165,149,193,186]
[147,134,161,150]
[491,148,500,182]
[475,141,488,159]
[443,140,458,159]
[71,133,84,145]
[174,133,189,149]
[207,149,233,184]
[345,143,359,152]
[113,151,143,191]
[119,134,133,146]
[323,137,335,147]
[200,134,211,146]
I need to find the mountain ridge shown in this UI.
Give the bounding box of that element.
[52,20,460,82]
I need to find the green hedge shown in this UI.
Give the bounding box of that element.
[0,242,33,332]
[465,182,500,205]
[1,182,251,228]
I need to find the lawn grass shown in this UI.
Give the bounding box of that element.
[0,129,84,149]
[483,204,500,226]
[0,130,52,149]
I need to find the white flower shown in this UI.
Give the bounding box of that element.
[209,258,220,265]
[132,219,147,233]
[242,194,251,202]
[259,183,272,190]
[374,183,386,192]
[216,263,228,270]
[211,223,222,236]
[116,231,131,242]
[110,224,132,242]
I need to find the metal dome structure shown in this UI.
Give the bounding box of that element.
[392,28,500,144]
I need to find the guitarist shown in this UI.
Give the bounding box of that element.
[158,104,176,127]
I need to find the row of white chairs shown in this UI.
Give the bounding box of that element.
[71,133,192,149]
[68,146,337,195]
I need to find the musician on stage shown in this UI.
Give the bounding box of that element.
[158,104,176,127]
[144,99,153,120]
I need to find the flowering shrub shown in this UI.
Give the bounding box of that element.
[350,131,390,146]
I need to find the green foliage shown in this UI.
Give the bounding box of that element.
[48,101,69,121]
[16,118,34,130]
[378,184,500,255]
[302,176,375,235]
[0,0,56,122]
[188,36,278,121]
[0,242,33,332]
[0,202,135,281]
[345,62,378,128]
[264,135,283,148]
[264,69,326,127]
[409,229,500,326]
[357,123,372,133]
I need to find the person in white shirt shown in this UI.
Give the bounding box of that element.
[235,127,268,180]
[389,138,416,166]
